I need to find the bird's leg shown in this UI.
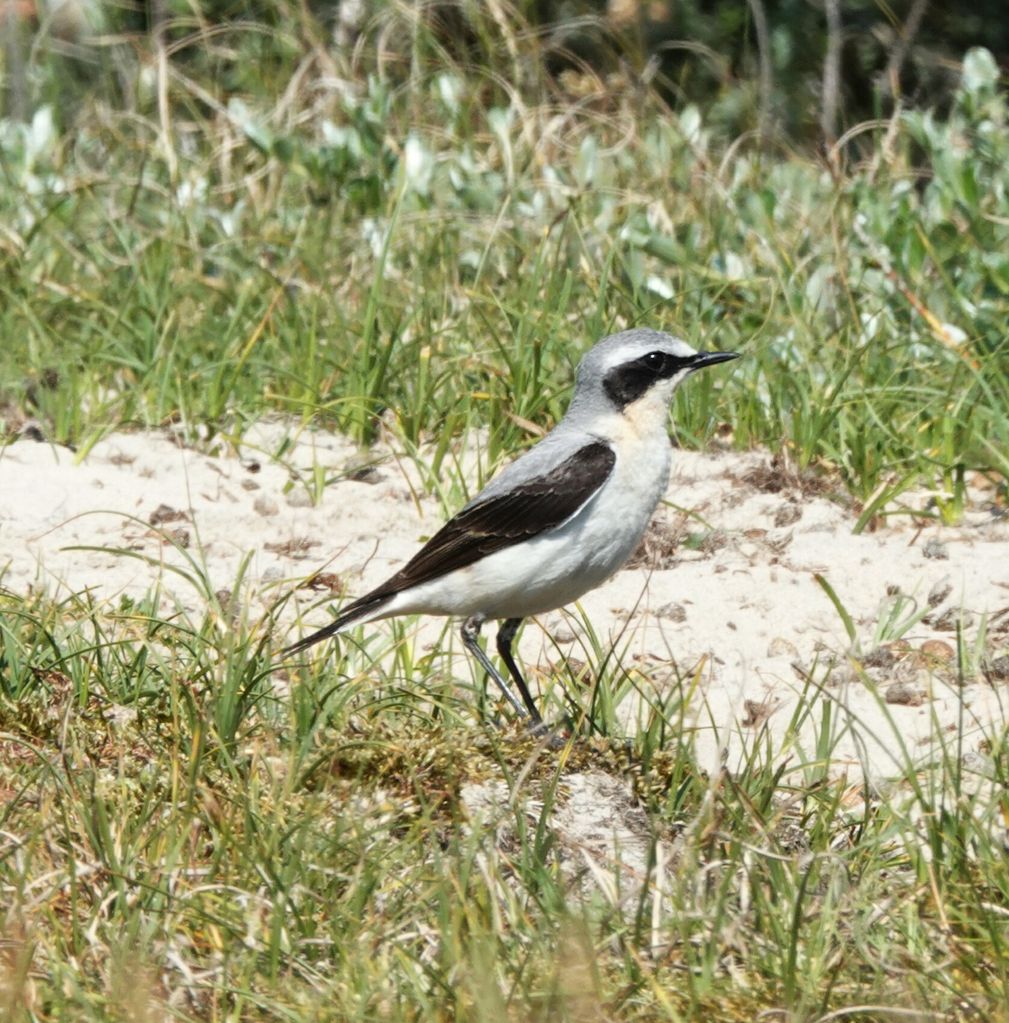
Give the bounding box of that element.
[461,615,527,719]
[496,618,542,724]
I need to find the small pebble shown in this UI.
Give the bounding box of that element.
[985,656,1009,682]
[655,602,687,622]
[742,698,779,727]
[348,464,382,483]
[886,683,926,706]
[169,527,190,548]
[699,529,730,555]
[862,646,897,669]
[827,666,860,688]
[927,577,952,608]
[150,503,186,526]
[254,494,279,517]
[893,661,926,685]
[285,489,315,509]
[549,623,577,644]
[931,608,974,632]
[773,503,802,527]
[767,637,798,658]
[923,538,948,560]
[920,639,955,663]
[19,419,46,442]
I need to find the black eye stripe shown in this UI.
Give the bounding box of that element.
[602,351,693,408]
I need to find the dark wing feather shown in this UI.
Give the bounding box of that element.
[379,440,616,596]
[282,440,615,657]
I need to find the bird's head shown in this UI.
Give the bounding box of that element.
[570,328,739,423]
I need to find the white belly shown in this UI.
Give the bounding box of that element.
[386,429,672,621]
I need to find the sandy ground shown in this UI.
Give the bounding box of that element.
[3,421,1008,787]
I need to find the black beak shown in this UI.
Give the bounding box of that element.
[689,350,740,370]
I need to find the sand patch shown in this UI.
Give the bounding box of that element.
[2,422,1007,782]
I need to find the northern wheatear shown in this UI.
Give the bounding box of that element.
[284,328,738,723]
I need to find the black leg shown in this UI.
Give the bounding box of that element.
[461,616,527,719]
[496,618,541,723]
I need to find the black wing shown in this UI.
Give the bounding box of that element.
[282,440,615,656]
[379,440,616,597]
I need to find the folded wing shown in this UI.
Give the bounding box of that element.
[384,440,616,593]
[283,440,616,655]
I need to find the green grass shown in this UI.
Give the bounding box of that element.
[3,582,1009,1020]
[3,3,1009,1019]
[4,14,1009,501]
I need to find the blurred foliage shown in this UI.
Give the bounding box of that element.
[5,0,1009,143]
[546,0,1009,141]
[1,0,1008,499]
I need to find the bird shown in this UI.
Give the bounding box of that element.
[283,328,739,725]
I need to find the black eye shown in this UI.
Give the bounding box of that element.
[642,351,669,373]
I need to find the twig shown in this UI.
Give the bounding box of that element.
[821,0,843,150]
[745,0,773,142]
[879,0,930,101]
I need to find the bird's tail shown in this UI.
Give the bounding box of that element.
[282,591,392,657]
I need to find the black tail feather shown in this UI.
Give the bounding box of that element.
[282,592,391,657]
